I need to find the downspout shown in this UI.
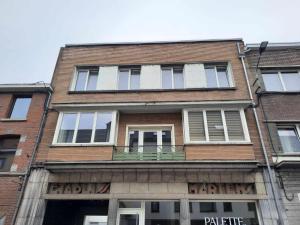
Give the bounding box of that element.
[236,42,284,225]
[11,85,53,225]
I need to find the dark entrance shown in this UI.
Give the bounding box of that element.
[43,200,109,225]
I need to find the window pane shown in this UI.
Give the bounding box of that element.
[190,202,259,225]
[145,201,180,225]
[206,111,225,141]
[278,128,300,153]
[119,214,139,225]
[119,201,141,208]
[57,113,77,143]
[262,73,283,91]
[143,132,157,152]
[86,70,98,90]
[75,71,88,91]
[205,67,218,88]
[162,68,173,89]
[129,131,139,152]
[130,69,140,89]
[217,66,229,87]
[94,112,112,143]
[173,68,184,88]
[225,111,245,141]
[0,136,18,172]
[118,69,129,90]
[10,97,31,119]
[281,72,300,91]
[188,111,206,141]
[162,130,172,152]
[76,113,94,143]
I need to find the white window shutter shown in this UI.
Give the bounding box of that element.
[140,65,161,89]
[188,111,206,141]
[206,111,225,141]
[98,66,118,90]
[225,111,244,141]
[184,64,206,88]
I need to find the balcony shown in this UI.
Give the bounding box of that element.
[113,145,185,161]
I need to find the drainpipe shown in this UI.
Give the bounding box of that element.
[236,43,284,225]
[11,84,53,225]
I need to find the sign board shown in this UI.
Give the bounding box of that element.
[48,183,110,194]
[205,217,246,225]
[189,183,255,194]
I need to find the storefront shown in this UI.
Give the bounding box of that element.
[16,166,271,225]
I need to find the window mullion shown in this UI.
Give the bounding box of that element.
[91,112,97,143]
[157,130,162,152]
[221,110,229,142]
[73,113,80,143]
[128,69,131,90]
[84,70,89,91]
[296,125,300,141]
[171,68,174,89]
[203,110,209,141]
[138,131,143,153]
[278,72,286,91]
[215,66,220,88]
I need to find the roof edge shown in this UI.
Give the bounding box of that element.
[246,42,300,49]
[65,38,243,48]
[0,83,52,93]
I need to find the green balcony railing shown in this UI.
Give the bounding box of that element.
[113,145,185,161]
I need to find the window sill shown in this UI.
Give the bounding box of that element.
[0,118,27,122]
[50,143,114,148]
[274,152,300,156]
[0,172,26,176]
[259,91,300,95]
[184,142,252,145]
[68,87,236,94]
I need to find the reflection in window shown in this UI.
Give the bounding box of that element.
[119,201,141,208]
[94,112,112,142]
[0,135,19,172]
[9,96,31,119]
[119,214,139,225]
[262,71,300,92]
[190,202,259,225]
[74,68,99,91]
[57,113,77,143]
[278,127,300,153]
[205,64,230,88]
[76,113,94,143]
[151,202,160,213]
[145,201,180,225]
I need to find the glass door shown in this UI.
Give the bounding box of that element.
[117,209,144,225]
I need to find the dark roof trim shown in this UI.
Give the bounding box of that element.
[246,42,300,49]
[65,38,243,48]
[0,83,52,93]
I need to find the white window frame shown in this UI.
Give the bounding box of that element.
[71,67,100,91]
[262,70,300,92]
[124,124,175,153]
[204,64,233,88]
[161,66,185,89]
[183,108,250,144]
[52,111,118,146]
[118,67,141,90]
[277,124,300,154]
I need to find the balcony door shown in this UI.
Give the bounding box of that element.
[126,126,174,153]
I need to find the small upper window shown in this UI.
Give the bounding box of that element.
[118,67,140,90]
[205,64,230,88]
[278,126,300,153]
[0,135,19,172]
[9,96,31,119]
[74,67,99,91]
[262,71,300,92]
[161,66,184,89]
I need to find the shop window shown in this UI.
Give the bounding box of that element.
[190,201,259,225]
[55,111,116,145]
[151,202,160,213]
[9,96,31,119]
[0,135,19,172]
[174,202,180,213]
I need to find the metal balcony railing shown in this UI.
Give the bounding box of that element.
[113,145,185,161]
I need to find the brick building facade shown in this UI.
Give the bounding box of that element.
[0,84,51,225]
[13,40,286,225]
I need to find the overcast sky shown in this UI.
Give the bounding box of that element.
[1,0,300,84]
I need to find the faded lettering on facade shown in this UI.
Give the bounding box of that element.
[189,183,255,194]
[47,183,110,194]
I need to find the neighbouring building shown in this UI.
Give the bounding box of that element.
[0,83,51,225]
[15,39,282,225]
[246,42,300,225]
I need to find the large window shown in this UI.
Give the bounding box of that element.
[262,71,300,92]
[184,109,249,143]
[0,135,19,172]
[9,96,31,119]
[55,111,116,144]
[190,201,259,225]
[74,67,99,91]
[161,66,184,89]
[204,64,230,88]
[277,125,300,153]
[118,67,141,90]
